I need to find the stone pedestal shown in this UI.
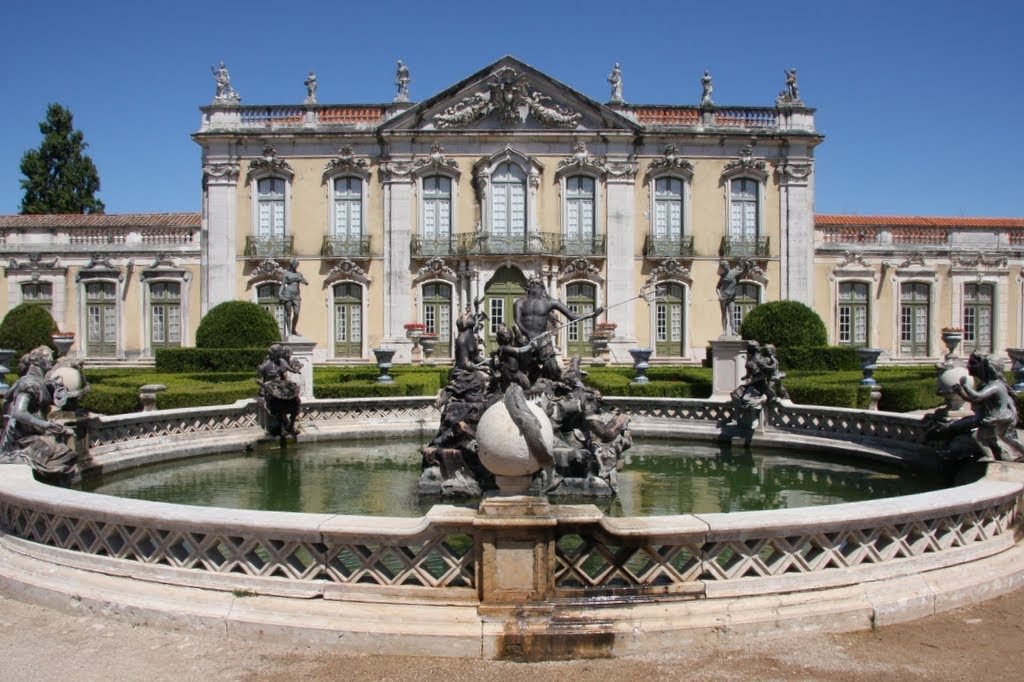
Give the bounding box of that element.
[282,336,315,399]
[383,338,414,364]
[474,496,556,604]
[607,338,637,364]
[711,338,749,399]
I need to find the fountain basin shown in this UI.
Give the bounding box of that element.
[0,396,1021,660]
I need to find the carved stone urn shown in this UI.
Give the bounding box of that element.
[372,348,396,384]
[855,348,883,385]
[629,348,653,385]
[940,329,963,362]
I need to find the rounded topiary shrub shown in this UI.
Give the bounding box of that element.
[0,303,59,358]
[195,301,280,349]
[739,300,827,348]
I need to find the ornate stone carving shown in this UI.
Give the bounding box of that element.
[647,144,694,177]
[324,258,370,286]
[433,66,582,129]
[837,251,870,269]
[896,253,928,269]
[248,146,293,180]
[954,253,1008,269]
[557,142,603,172]
[645,258,692,287]
[323,146,370,180]
[202,162,240,184]
[557,257,603,284]
[4,254,64,280]
[413,257,457,285]
[604,160,638,180]
[378,154,413,181]
[775,161,813,184]
[247,259,283,288]
[75,254,122,283]
[412,144,459,175]
[724,146,767,174]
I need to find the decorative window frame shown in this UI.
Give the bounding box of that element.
[412,144,461,242]
[247,146,294,239]
[721,147,769,241]
[827,252,881,348]
[322,146,372,239]
[643,258,693,360]
[559,277,602,352]
[75,255,125,359]
[949,253,1008,355]
[322,258,371,360]
[4,256,68,330]
[555,142,606,242]
[418,278,457,351]
[137,254,193,359]
[888,254,940,359]
[413,256,458,286]
[645,145,694,240]
[473,147,543,235]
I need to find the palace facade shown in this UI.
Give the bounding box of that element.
[2,57,1019,364]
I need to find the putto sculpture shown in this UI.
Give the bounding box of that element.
[926,352,1024,463]
[419,279,631,498]
[728,341,789,429]
[0,346,76,477]
[256,344,303,439]
[304,71,318,104]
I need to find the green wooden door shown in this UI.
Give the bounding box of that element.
[422,282,452,359]
[655,282,686,357]
[333,282,362,358]
[565,282,596,358]
[483,266,527,351]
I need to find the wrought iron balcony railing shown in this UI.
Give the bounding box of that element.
[244,235,294,259]
[411,236,456,257]
[451,231,605,256]
[644,234,695,257]
[320,235,372,258]
[720,235,770,258]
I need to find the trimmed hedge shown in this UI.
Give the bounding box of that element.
[775,346,859,371]
[739,301,827,347]
[0,303,59,358]
[155,348,268,372]
[195,301,280,349]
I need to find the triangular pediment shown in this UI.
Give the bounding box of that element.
[383,56,640,133]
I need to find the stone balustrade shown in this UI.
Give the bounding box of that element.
[0,225,197,254]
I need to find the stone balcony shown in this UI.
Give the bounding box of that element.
[243,235,294,260]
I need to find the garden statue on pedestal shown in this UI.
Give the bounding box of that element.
[0,346,76,477]
[256,344,303,439]
[925,352,1024,463]
[278,259,308,338]
[728,341,788,429]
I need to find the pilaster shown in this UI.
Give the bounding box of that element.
[202,162,240,314]
[604,173,637,363]
[777,160,814,306]
[381,160,414,362]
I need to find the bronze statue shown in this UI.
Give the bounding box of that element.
[0,346,75,477]
[256,344,302,438]
[513,278,601,383]
[278,259,308,337]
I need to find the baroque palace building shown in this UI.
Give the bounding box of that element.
[1,57,1020,364]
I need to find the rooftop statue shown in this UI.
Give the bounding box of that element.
[607,62,623,103]
[777,67,803,106]
[211,61,240,104]
[0,346,75,477]
[395,60,410,103]
[278,259,308,338]
[700,70,713,106]
[304,71,318,104]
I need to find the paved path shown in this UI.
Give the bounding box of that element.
[1,587,1023,681]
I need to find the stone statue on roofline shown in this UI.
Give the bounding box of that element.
[607,62,623,104]
[700,70,713,106]
[211,61,240,104]
[395,60,411,103]
[304,71,318,104]
[776,68,803,106]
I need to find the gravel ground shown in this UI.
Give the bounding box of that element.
[1,588,1023,681]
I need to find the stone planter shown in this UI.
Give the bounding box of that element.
[590,336,609,358]
[419,336,437,365]
[941,331,963,362]
[855,348,883,386]
[52,334,75,358]
[628,348,653,384]
[372,348,396,384]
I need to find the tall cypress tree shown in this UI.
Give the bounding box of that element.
[19,103,105,214]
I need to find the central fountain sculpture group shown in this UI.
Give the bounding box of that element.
[419,278,633,497]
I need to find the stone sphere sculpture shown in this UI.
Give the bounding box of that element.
[477,393,554,494]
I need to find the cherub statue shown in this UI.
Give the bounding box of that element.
[256,344,303,438]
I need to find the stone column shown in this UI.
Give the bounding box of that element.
[381,161,414,363]
[604,168,637,363]
[202,163,240,314]
[777,160,814,306]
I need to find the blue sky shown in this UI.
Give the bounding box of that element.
[1,0,1021,217]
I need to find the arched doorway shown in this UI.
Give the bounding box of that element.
[483,266,527,350]
[565,281,596,358]
[655,282,686,357]
[421,281,453,359]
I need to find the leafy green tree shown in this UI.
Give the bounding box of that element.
[19,103,105,214]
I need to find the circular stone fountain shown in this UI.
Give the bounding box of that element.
[0,394,1021,661]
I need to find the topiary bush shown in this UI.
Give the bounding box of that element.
[155,347,268,372]
[195,301,280,349]
[0,303,59,358]
[739,301,827,348]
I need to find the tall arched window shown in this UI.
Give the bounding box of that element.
[654,177,683,242]
[333,177,363,240]
[491,162,526,247]
[732,283,760,334]
[899,282,930,357]
[655,283,686,357]
[421,282,452,359]
[729,178,759,242]
[333,282,362,358]
[422,176,452,252]
[838,282,870,347]
[565,176,595,254]
[85,281,117,357]
[149,282,181,350]
[257,178,286,239]
[257,283,286,339]
[566,282,596,358]
[963,282,994,354]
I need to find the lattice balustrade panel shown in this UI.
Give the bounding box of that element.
[768,405,927,444]
[89,411,260,448]
[554,498,1017,590]
[0,502,474,588]
[298,402,438,425]
[554,531,703,590]
[610,399,731,424]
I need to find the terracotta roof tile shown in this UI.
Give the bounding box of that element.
[0,213,201,229]
[816,214,1024,229]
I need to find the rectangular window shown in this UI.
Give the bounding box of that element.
[838,282,869,347]
[963,283,994,354]
[899,282,930,356]
[489,298,504,336]
[656,303,667,342]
